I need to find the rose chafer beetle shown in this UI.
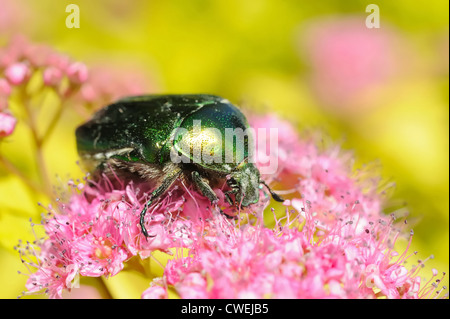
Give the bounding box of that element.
[76,94,283,237]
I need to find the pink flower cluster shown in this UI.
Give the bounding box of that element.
[16,173,233,298]
[0,36,148,138]
[17,114,446,299]
[157,207,439,299]
[1,36,85,98]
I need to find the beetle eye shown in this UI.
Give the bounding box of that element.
[227,178,237,187]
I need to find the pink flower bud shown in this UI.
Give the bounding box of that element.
[4,62,30,85]
[0,111,17,138]
[46,53,71,71]
[43,66,63,87]
[66,62,88,84]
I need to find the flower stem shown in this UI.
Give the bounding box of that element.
[0,155,42,194]
[20,90,52,197]
[38,101,63,146]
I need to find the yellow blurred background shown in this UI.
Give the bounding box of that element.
[0,0,448,298]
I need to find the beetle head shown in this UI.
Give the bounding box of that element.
[228,162,260,207]
[228,162,284,207]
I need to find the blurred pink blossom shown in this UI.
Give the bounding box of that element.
[1,36,152,113]
[0,0,30,34]
[300,17,404,115]
[78,64,153,105]
[0,36,89,97]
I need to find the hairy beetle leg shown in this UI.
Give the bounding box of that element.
[140,167,182,238]
[191,171,237,219]
[139,202,156,239]
[224,188,239,206]
[192,171,218,203]
[224,192,234,206]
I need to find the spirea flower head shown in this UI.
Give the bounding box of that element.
[16,112,447,299]
[16,172,233,298]
[0,36,149,120]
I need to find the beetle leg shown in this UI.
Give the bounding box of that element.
[224,191,234,205]
[140,167,182,238]
[191,171,218,203]
[192,172,238,220]
[224,188,238,206]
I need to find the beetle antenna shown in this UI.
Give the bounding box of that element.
[260,180,284,202]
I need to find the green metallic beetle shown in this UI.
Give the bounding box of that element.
[76,94,283,237]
